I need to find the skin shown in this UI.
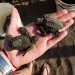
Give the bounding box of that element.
[11,62,50,75]
[1,7,75,71]
[0,7,75,75]
[11,62,33,75]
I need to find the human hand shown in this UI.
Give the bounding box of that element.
[3,8,75,69]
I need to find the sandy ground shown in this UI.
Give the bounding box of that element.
[0,0,75,75]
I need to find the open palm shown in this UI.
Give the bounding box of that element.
[4,8,75,68]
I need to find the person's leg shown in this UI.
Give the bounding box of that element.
[12,62,33,75]
[12,62,50,75]
[41,63,50,75]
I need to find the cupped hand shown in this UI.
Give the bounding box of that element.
[4,8,75,68]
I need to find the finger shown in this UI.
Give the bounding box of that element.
[58,12,75,22]
[27,62,33,73]
[46,33,55,40]
[47,30,67,48]
[7,7,20,36]
[59,19,74,32]
[10,7,18,27]
[65,19,74,27]
[50,9,68,18]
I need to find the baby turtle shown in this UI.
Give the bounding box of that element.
[36,14,65,37]
[7,27,40,56]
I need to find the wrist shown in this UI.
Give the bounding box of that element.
[0,50,16,72]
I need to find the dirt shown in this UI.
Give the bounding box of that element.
[0,0,75,75]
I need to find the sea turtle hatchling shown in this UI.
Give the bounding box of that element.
[36,14,66,37]
[7,27,40,56]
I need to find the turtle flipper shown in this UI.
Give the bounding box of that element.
[55,31,60,37]
[39,26,46,35]
[22,45,33,56]
[31,35,40,43]
[7,35,13,41]
[7,44,15,51]
[19,27,30,37]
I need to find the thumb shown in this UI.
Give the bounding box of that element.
[7,7,20,36]
[10,7,18,27]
